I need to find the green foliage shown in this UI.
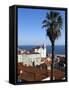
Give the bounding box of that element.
[42,11,63,43]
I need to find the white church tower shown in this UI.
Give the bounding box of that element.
[40,44,46,58]
[34,44,46,58]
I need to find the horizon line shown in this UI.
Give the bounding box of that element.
[18,44,65,46]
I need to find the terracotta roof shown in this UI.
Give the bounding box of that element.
[48,70,64,79]
[44,60,52,65]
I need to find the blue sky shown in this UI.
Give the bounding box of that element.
[18,8,65,46]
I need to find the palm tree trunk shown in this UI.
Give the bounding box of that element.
[51,41,55,80]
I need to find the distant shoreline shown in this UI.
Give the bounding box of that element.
[48,53,65,57]
[18,45,65,46]
[18,45,65,55]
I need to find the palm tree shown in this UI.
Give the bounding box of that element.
[42,11,63,80]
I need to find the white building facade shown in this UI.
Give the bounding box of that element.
[18,44,47,66]
[22,53,41,66]
[18,53,41,66]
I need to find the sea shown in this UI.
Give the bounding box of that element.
[18,45,65,55]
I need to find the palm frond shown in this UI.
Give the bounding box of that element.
[42,11,63,42]
[57,15,63,29]
[56,30,61,39]
[42,20,50,28]
[46,13,50,20]
[42,20,46,24]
